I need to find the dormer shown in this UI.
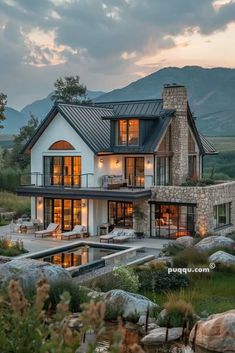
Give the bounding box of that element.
[115,119,140,146]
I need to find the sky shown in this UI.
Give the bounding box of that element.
[1,0,235,109]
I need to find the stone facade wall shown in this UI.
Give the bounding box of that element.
[147,181,235,236]
[162,85,189,185]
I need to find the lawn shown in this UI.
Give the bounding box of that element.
[141,271,235,315]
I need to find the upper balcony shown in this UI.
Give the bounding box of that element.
[17,172,153,201]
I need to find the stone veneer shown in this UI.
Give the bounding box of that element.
[148,181,235,236]
[162,85,189,185]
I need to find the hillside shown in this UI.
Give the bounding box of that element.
[97,66,235,136]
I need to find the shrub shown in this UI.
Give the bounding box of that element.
[181,177,215,187]
[92,266,140,293]
[206,246,235,257]
[136,267,189,292]
[136,259,167,272]
[0,192,30,218]
[44,279,89,312]
[173,248,209,268]
[104,303,124,321]
[158,293,195,329]
[0,237,27,257]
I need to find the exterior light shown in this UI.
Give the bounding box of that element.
[82,202,86,208]
[116,159,120,165]
[99,158,104,163]
[147,160,151,164]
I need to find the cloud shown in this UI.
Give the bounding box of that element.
[0,0,235,108]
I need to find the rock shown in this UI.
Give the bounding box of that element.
[103,289,158,321]
[137,314,156,326]
[175,236,194,248]
[0,255,12,264]
[0,258,71,289]
[189,309,235,353]
[195,236,235,252]
[141,327,183,344]
[209,250,235,265]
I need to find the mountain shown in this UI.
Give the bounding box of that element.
[97,66,235,136]
[20,89,106,121]
[2,67,235,136]
[2,90,105,134]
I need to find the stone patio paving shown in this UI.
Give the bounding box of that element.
[0,224,170,254]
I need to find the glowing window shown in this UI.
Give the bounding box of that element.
[49,140,75,150]
[117,119,139,146]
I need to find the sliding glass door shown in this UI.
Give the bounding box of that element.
[44,198,81,231]
[44,156,81,187]
[108,201,133,228]
[125,157,144,187]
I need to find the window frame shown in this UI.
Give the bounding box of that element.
[117,119,139,146]
[213,202,232,229]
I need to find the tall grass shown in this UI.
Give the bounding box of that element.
[0,191,30,218]
[0,168,21,192]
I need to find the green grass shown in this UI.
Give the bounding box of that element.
[0,191,30,218]
[141,272,235,316]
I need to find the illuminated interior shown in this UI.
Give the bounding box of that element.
[108,201,133,228]
[125,157,144,187]
[49,140,75,150]
[117,119,139,146]
[44,198,81,231]
[150,202,196,238]
[44,156,81,186]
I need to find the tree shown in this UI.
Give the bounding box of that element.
[0,92,7,129]
[51,75,87,103]
[8,114,39,169]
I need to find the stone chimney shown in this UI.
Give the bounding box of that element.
[162,84,188,185]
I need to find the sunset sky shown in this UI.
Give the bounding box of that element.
[1,0,235,108]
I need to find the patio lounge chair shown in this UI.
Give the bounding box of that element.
[113,229,136,243]
[61,225,86,240]
[100,228,123,243]
[35,223,59,238]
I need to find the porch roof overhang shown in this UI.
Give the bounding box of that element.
[17,186,151,201]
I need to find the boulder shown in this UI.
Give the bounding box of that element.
[195,236,235,252]
[189,309,235,353]
[103,289,158,321]
[209,250,235,265]
[175,236,194,248]
[0,258,71,289]
[141,327,183,344]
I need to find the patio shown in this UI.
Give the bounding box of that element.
[0,224,170,254]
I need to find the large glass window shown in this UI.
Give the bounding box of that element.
[213,203,231,228]
[117,119,139,146]
[125,157,144,187]
[156,156,172,185]
[44,198,81,231]
[44,156,81,187]
[150,202,196,238]
[158,126,172,152]
[108,201,133,228]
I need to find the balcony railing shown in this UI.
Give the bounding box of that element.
[20,173,154,189]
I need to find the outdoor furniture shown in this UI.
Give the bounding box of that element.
[100,228,123,243]
[61,225,86,240]
[102,175,128,189]
[113,229,136,243]
[35,223,59,238]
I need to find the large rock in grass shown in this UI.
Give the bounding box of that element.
[175,236,194,248]
[103,289,158,321]
[189,310,235,353]
[209,251,235,265]
[195,236,234,252]
[141,327,183,344]
[0,258,71,289]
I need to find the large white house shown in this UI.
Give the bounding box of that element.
[18,84,235,238]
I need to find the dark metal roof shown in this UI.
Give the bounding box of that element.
[95,99,163,117]
[57,103,112,152]
[199,134,218,155]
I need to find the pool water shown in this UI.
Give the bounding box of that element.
[40,245,117,268]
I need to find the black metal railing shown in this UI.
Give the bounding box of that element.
[20,172,154,189]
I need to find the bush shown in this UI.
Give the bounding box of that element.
[173,248,208,268]
[92,266,140,293]
[136,267,189,292]
[206,246,235,257]
[0,237,27,257]
[158,293,195,329]
[181,177,215,187]
[0,168,22,192]
[44,279,89,312]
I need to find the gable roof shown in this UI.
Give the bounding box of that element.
[23,98,216,156]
